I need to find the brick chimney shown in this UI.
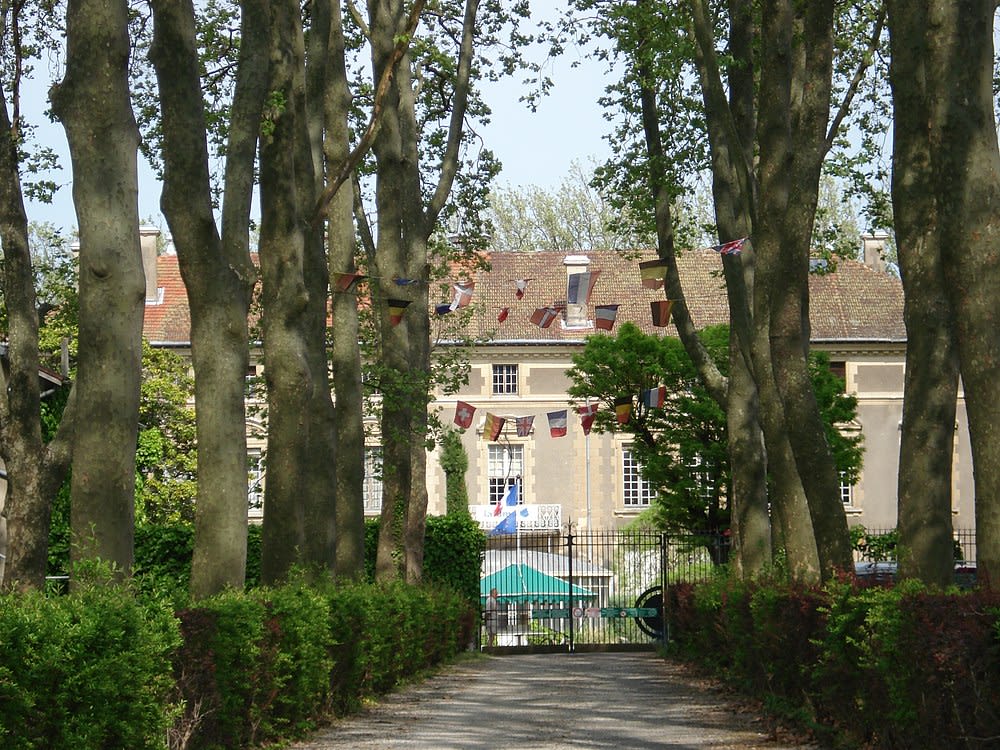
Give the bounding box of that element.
[140,225,162,303]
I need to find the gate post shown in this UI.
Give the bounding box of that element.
[660,532,669,645]
[567,530,574,653]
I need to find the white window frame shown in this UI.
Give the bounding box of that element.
[364,447,383,514]
[839,472,855,507]
[492,364,518,395]
[622,447,655,507]
[488,443,524,506]
[248,449,265,517]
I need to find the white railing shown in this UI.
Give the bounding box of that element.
[471,504,562,532]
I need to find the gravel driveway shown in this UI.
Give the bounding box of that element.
[289,652,818,749]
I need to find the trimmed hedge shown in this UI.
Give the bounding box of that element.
[0,580,180,750]
[1,578,476,750]
[666,577,1000,748]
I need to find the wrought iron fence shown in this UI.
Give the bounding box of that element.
[481,530,731,652]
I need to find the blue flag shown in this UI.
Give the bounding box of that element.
[490,511,518,536]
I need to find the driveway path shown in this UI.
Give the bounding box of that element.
[290,652,817,749]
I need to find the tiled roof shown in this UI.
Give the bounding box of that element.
[144,249,906,345]
[142,255,191,344]
[460,249,905,344]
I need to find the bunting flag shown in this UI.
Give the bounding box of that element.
[614,396,633,424]
[530,307,558,328]
[450,282,475,311]
[642,385,667,409]
[388,298,411,326]
[435,303,454,316]
[514,279,531,299]
[577,403,599,435]
[712,237,747,255]
[332,271,366,292]
[393,277,420,286]
[594,304,620,331]
[547,409,568,438]
[484,412,505,440]
[497,307,510,323]
[639,259,669,289]
[650,299,674,327]
[566,270,601,306]
[454,400,476,429]
[515,415,534,437]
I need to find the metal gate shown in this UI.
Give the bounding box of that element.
[480,530,729,653]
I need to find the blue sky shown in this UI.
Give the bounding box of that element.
[21,26,614,238]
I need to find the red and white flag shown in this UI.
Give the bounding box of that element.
[454,400,476,429]
[514,279,531,299]
[530,307,558,328]
[449,282,475,311]
[497,307,510,323]
[712,237,747,255]
[577,403,599,435]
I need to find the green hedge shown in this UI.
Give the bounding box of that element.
[0,580,180,750]
[130,514,483,602]
[666,577,1000,748]
[1,577,474,750]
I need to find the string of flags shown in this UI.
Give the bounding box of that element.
[334,237,748,329]
[453,382,675,440]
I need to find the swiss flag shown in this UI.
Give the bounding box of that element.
[454,400,475,429]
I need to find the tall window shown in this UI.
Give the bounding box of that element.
[622,447,655,507]
[248,450,264,516]
[686,454,716,503]
[364,447,383,514]
[488,443,523,506]
[492,364,518,395]
[839,472,854,507]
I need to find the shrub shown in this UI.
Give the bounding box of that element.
[0,580,180,750]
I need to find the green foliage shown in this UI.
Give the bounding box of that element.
[0,582,180,750]
[567,323,864,535]
[172,579,474,748]
[439,428,470,514]
[422,513,486,603]
[668,577,1000,748]
[850,525,899,562]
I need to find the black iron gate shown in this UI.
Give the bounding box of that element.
[480,530,728,653]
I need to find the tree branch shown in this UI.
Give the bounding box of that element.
[825,3,886,155]
[311,0,426,227]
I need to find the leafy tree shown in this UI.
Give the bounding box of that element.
[560,0,887,581]
[487,161,653,252]
[567,323,863,546]
[1,4,76,590]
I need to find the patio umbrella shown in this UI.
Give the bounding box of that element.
[480,563,597,604]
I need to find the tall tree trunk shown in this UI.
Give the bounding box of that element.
[924,0,1000,587]
[321,0,368,580]
[259,0,336,584]
[886,0,959,587]
[51,0,144,579]
[0,93,74,589]
[149,0,266,597]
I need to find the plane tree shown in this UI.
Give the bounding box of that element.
[562,0,886,581]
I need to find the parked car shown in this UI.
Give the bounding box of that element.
[853,560,978,588]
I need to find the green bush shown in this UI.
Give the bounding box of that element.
[668,576,1000,749]
[0,581,180,750]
